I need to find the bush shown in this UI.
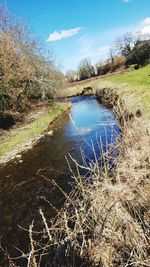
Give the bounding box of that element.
[114,32,150,67]
[97,62,112,75]
[130,64,139,70]
[112,56,126,71]
[66,70,78,83]
[131,40,150,66]
[0,5,65,113]
[78,59,95,80]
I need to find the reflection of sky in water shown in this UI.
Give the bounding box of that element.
[0,96,120,260]
[63,96,120,162]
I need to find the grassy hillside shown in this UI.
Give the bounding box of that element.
[66,65,150,116]
[108,65,150,115]
[110,65,150,86]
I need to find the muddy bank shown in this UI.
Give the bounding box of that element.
[0,102,71,165]
[28,87,150,267]
[0,96,120,266]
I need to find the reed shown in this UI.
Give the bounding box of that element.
[3,84,150,267]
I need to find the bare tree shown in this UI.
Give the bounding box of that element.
[78,59,95,80]
[114,31,150,67]
[115,32,136,57]
[0,4,65,112]
[66,70,77,83]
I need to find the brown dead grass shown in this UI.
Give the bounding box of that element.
[4,86,150,267]
[10,115,149,267]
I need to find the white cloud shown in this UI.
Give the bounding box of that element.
[123,0,130,3]
[141,25,150,35]
[63,43,111,72]
[140,17,150,35]
[76,45,111,61]
[135,17,150,38]
[78,34,88,42]
[62,18,150,72]
[141,17,150,25]
[76,33,111,63]
[47,27,81,42]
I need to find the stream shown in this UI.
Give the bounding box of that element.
[0,95,120,264]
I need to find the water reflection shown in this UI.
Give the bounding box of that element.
[0,96,120,264]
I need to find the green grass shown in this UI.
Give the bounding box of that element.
[67,65,150,115]
[1,66,149,161]
[108,65,150,115]
[109,65,150,87]
[0,102,71,160]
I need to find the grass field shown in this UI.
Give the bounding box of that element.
[66,65,150,116]
[108,65,150,114]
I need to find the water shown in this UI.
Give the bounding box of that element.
[0,96,120,264]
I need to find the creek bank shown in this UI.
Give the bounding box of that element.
[0,102,71,165]
[31,85,150,266]
[19,67,149,266]
[0,96,121,267]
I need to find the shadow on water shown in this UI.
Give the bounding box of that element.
[0,96,120,265]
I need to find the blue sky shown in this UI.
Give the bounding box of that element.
[5,0,150,72]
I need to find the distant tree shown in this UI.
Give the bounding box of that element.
[66,70,77,83]
[131,40,150,66]
[115,32,150,67]
[78,59,95,80]
[115,33,136,58]
[109,48,115,71]
[96,60,111,76]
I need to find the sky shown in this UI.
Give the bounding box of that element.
[3,0,150,72]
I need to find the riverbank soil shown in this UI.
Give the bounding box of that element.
[28,66,150,266]
[0,66,150,266]
[0,101,71,164]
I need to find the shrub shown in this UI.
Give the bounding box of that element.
[131,40,150,66]
[97,62,112,75]
[114,32,150,67]
[11,115,150,267]
[112,56,126,71]
[0,5,65,113]
[78,59,95,80]
[66,70,78,83]
[130,64,139,70]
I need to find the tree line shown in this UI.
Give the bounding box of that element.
[66,32,150,82]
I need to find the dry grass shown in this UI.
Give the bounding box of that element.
[6,115,150,267]
[2,77,150,266]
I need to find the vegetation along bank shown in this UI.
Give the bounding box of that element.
[11,65,150,266]
[1,3,150,266]
[0,6,70,164]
